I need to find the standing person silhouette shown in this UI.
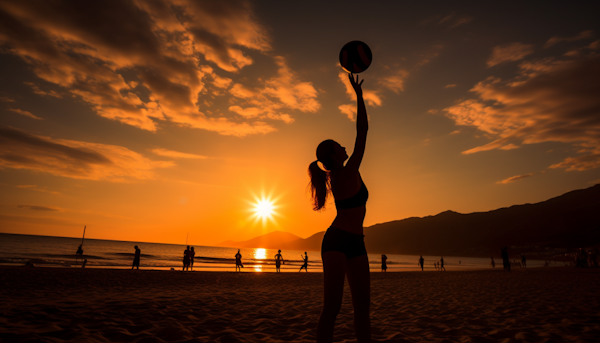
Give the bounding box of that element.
[235,249,243,272]
[419,255,424,271]
[299,252,309,272]
[440,257,446,271]
[310,73,371,343]
[132,245,140,270]
[381,254,388,273]
[190,247,196,271]
[183,246,190,271]
[274,249,284,273]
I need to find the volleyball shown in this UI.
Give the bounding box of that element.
[339,41,372,73]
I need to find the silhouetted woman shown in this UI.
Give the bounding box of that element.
[274,249,284,273]
[310,73,370,343]
[381,254,388,273]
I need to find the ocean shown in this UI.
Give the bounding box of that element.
[0,233,541,272]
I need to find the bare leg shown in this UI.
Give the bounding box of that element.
[317,251,347,343]
[346,254,371,343]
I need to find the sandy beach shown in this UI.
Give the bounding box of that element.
[1,266,599,343]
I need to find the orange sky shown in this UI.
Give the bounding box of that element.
[1,1,599,246]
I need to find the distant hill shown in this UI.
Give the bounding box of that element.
[219,230,302,249]
[222,185,600,258]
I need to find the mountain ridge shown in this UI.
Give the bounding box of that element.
[218,184,600,257]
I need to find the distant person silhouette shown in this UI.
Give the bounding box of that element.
[310,73,371,342]
[76,244,84,263]
[82,258,87,268]
[419,255,424,271]
[183,246,190,271]
[274,249,284,273]
[299,252,309,272]
[491,257,495,268]
[235,249,243,272]
[440,257,446,271]
[381,254,387,272]
[521,253,526,268]
[501,247,511,271]
[190,247,196,271]
[132,245,140,270]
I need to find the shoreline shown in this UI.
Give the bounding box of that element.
[2,266,599,342]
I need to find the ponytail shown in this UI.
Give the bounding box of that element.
[308,160,330,211]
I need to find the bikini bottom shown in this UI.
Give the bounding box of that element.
[321,226,367,259]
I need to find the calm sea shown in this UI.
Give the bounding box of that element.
[0,233,541,272]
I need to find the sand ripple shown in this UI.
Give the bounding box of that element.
[1,267,599,342]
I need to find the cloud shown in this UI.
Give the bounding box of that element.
[151,148,208,159]
[544,30,594,48]
[444,84,458,89]
[0,96,15,102]
[0,125,174,181]
[496,172,537,184]
[15,204,61,211]
[0,0,316,136]
[379,70,409,93]
[227,56,319,124]
[487,43,534,67]
[8,108,42,120]
[16,184,61,195]
[444,52,600,171]
[438,13,473,28]
[24,82,62,98]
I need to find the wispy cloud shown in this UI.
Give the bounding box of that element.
[0,0,318,136]
[487,42,534,67]
[0,96,15,102]
[8,108,42,120]
[544,30,594,48]
[444,84,458,89]
[496,172,538,184]
[151,148,208,159]
[379,70,409,93]
[15,204,61,211]
[444,50,600,171]
[0,125,174,181]
[16,184,61,195]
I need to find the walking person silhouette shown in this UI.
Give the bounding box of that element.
[235,249,243,272]
[274,249,284,273]
[299,252,309,272]
[310,73,371,343]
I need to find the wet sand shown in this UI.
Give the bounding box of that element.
[1,266,599,342]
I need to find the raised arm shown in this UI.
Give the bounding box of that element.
[345,73,368,171]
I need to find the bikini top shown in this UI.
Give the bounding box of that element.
[335,179,369,210]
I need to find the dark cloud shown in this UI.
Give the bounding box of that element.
[0,126,173,181]
[0,0,317,136]
[445,52,600,171]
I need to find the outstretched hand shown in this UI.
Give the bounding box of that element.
[348,72,364,97]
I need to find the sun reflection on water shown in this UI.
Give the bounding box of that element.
[254,248,266,272]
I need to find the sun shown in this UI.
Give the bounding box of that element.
[254,199,274,220]
[247,192,281,227]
